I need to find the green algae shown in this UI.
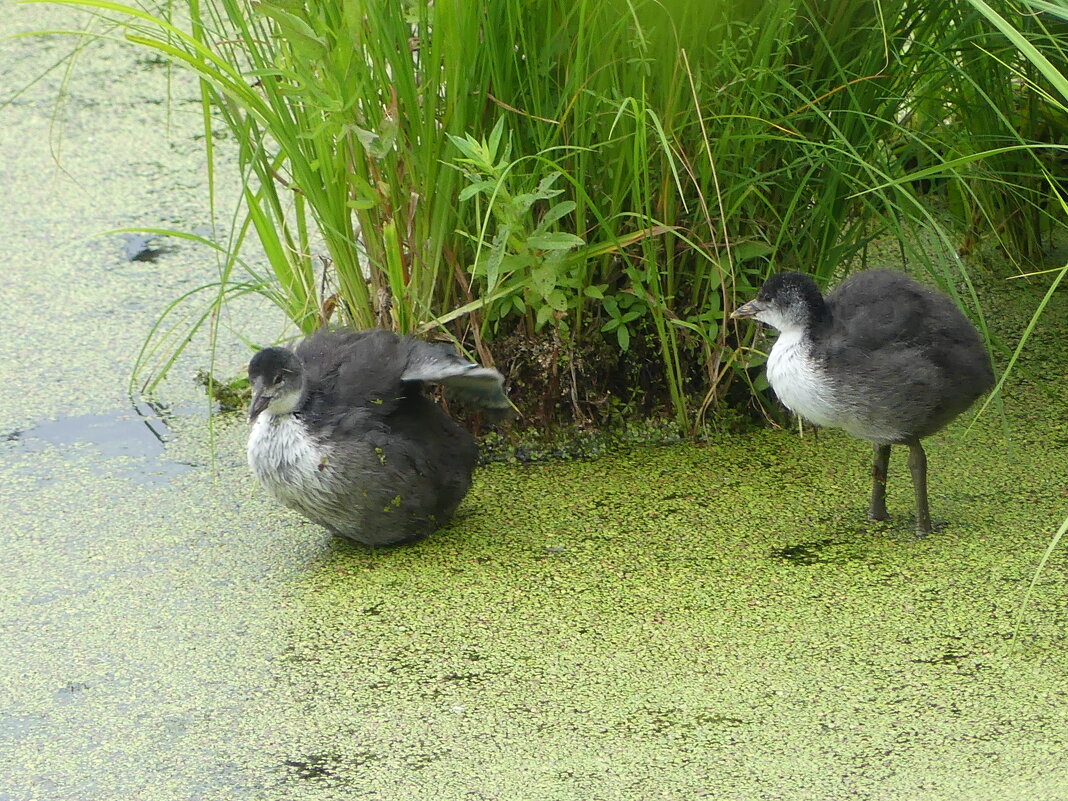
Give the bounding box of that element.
[4,6,1068,801]
[7,410,1068,799]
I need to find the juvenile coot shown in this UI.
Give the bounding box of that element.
[732,269,994,534]
[247,328,510,546]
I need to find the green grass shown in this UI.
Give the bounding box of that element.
[963,0,1068,624]
[18,0,1068,432]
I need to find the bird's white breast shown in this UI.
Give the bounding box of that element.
[765,328,841,428]
[765,329,906,442]
[247,414,334,511]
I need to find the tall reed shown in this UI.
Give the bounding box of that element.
[26,0,1066,430]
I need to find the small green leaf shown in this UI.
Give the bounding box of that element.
[485,228,510,291]
[488,117,506,162]
[732,241,774,262]
[372,117,398,159]
[527,232,585,251]
[447,133,481,162]
[667,319,708,336]
[262,0,305,10]
[534,172,564,198]
[347,172,377,209]
[547,289,569,312]
[459,181,493,202]
[531,263,557,298]
[510,192,538,215]
[351,125,379,156]
[540,200,576,227]
[255,6,328,60]
[535,304,554,330]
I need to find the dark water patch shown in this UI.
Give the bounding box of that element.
[695,712,748,727]
[284,750,379,783]
[10,400,194,485]
[773,538,865,566]
[360,601,386,616]
[624,706,750,737]
[912,652,973,665]
[277,645,319,666]
[284,753,340,781]
[119,233,170,262]
[133,53,170,71]
[908,634,989,674]
[53,682,91,706]
[439,670,497,688]
[403,749,450,770]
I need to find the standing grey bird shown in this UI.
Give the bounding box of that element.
[247,329,510,546]
[732,269,994,534]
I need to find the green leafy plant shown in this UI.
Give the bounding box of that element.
[958,0,1068,638]
[449,120,590,336]
[22,0,1066,433]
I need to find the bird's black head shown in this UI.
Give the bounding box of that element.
[731,271,830,333]
[248,347,305,421]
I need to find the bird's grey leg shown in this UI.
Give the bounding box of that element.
[868,443,891,521]
[907,439,932,535]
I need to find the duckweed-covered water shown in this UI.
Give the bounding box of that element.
[3,7,1067,800]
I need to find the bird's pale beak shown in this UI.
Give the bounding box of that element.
[731,299,766,320]
[249,392,270,421]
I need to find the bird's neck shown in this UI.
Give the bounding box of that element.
[773,299,831,342]
[803,297,832,337]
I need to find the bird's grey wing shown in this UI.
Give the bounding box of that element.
[295,328,412,430]
[401,341,511,413]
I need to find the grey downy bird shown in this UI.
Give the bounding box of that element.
[247,328,511,546]
[732,269,994,534]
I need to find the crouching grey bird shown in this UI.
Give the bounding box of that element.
[732,269,994,534]
[247,328,511,546]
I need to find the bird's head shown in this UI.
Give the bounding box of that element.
[731,271,828,333]
[248,347,305,421]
